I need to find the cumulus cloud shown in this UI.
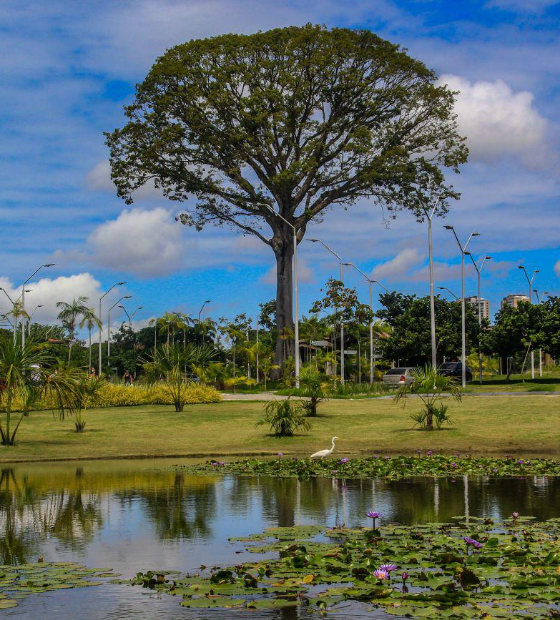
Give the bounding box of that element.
[0,273,106,325]
[440,74,549,165]
[88,207,185,277]
[371,248,425,282]
[554,259,560,278]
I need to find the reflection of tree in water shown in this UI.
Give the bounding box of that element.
[0,467,104,563]
[0,468,39,564]
[116,471,217,540]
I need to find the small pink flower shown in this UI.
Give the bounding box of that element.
[373,569,388,580]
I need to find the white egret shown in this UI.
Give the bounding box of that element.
[310,437,338,459]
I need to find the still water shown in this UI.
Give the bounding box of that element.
[1,458,559,618]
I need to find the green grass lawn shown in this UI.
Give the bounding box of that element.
[2,394,560,463]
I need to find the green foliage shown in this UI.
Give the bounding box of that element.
[396,365,462,431]
[410,402,452,430]
[296,366,327,416]
[121,518,560,617]
[107,24,467,371]
[311,278,374,327]
[0,338,78,445]
[256,399,311,437]
[378,292,483,365]
[0,563,115,610]
[180,453,560,480]
[143,343,217,412]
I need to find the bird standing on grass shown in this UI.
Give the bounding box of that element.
[310,437,338,459]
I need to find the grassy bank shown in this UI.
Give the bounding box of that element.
[1,395,560,463]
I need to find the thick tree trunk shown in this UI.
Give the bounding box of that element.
[273,234,294,371]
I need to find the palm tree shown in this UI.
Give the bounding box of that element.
[156,312,186,346]
[79,309,102,371]
[395,365,462,431]
[0,338,78,445]
[143,343,216,411]
[56,297,91,362]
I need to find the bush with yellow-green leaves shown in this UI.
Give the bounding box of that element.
[4,382,220,412]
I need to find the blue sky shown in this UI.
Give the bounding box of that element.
[1,0,560,330]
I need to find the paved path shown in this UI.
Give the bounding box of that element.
[222,391,560,401]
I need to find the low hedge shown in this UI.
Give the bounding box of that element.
[4,382,221,412]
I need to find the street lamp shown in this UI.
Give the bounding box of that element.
[198,300,211,322]
[131,306,143,321]
[519,265,539,379]
[21,263,54,347]
[423,201,440,370]
[444,226,479,388]
[98,282,126,376]
[119,305,132,329]
[266,207,300,388]
[518,266,539,303]
[0,288,17,344]
[437,286,459,301]
[28,304,44,335]
[309,238,346,384]
[467,254,492,384]
[344,262,388,385]
[107,295,132,358]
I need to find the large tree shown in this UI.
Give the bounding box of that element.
[106,24,467,368]
[377,292,482,366]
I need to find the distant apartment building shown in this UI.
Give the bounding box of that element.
[466,296,490,320]
[501,294,530,309]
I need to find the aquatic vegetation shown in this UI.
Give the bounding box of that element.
[175,453,560,480]
[119,518,560,617]
[0,562,115,609]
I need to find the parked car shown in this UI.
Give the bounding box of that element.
[382,367,416,388]
[439,362,473,382]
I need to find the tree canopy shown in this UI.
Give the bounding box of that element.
[106,24,468,369]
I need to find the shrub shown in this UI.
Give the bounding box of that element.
[5,382,220,411]
[396,365,461,431]
[297,366,326,417]
[256,399,311,437]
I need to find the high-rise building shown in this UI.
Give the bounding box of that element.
[501,294,530,309]
[466,296,490,320]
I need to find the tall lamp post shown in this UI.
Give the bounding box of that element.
[518,266,539,303]
[27,304,44,335]
[107,295,132,359]
[309,239,346,384]
[0,288,17,344]
[444,226,479,388]
[198,300,211,322]
[519,265,539,379]
[119,304,133,329]
[438,286,459,301]
[423,201,439,370]
[344,262,388,384]
[467,254,492,384]
[21,263,54,347]
[265,207,300,388]
[98,282,126,376]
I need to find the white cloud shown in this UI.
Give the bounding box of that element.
[371,248,425,281]
[88,207,185,277]
[554,259,560,278]
[440,74,549,165]
[0,273,106,325]
[86,160,164,200]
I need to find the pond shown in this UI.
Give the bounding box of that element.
[1,458,559,618]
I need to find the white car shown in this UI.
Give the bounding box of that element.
[382,367,416,388]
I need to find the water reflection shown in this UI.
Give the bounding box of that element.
[2,460,560,574]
